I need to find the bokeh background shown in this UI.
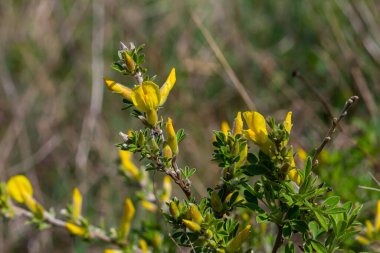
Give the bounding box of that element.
[1,0,379,252]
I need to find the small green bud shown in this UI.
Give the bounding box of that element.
[124,52,136,73]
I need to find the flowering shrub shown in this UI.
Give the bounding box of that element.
[0,42,367,253]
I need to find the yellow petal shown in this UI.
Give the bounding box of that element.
[297,148,307,162]
[284,111,292,134]
[161,176,172,202]
[226,225,251,252]
[166,118,178,155]
[139,239,149,252]
[66,223,87,237]
[376,200,380,231]
[365,220,374,238]
[232,112,243,136]
[356,235,370,245]
[104,250,122,253]
[21,191,43,214]
[72,188,82,221]
[119,198,135,240]
[131,81,160,112]
[242,111,268,145]
[141,200,158,212]
[159,68,176,106]
[288,169,301,185]
[7,175,33,203]
[221,120,230,137]
[104,79,132,100]
[119,150,140,180]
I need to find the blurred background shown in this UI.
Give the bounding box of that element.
[0,0,379,252]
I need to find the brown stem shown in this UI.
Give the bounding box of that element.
[312,96,359,167]
[272,225,284,253]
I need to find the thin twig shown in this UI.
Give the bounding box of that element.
[312,96,359,167]
[191,12,255,110]
[11,205,127,248]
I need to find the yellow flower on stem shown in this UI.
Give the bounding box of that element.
[288,150,302,185]
[105,68,176,126]
[118,198,135,240]
[161,176,172,202]
[119,150,140,181]
[166,118,178,155]
[66,222,87,237]
[232,112,243,136]
[72,187,82,222]
[284,111,292,134]
[141,200,158,212]
[242,111,270,154]
[356,200,380,245]
[7,175,44,216]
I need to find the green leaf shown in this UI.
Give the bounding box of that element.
[247,153,258,164]
[304,156,312,177]
[324,196,340,207]
[310,240,327,253]
[314,211,328,231]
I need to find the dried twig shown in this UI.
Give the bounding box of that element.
[312,96,359,167]
[191,12,255,110]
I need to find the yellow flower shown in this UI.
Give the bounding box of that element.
[105,69,176,126]
[104,79,132,100]
[119,150,140,181]
[141,200,158,212]
[166,118,178,155]
[161,176,172,202]
[66,223,87,237]
[243,111,270,154]
[104,250,122,253]
[72,187,82,221]
[226,225,251,252]
[7,175,33,203]
[288,169,301,185]
[356,235,370,245]
[118,198,135,240]
[232,112,243,136]
[139,239,149,252]
[7,175,44,215]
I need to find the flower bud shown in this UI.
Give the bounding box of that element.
[139,239,149,252]
[169,201,180,219]
[66,223,87,237]
[161,176,172,202]
[182,219,201,232]
[166,118,178,155]
[210,191,223,213]
[124,52,136,73]
[72,187,82,222]
[232,112,243,136]
[163,144,172,160]
[152,232,162,248]
[226,225,251,253]
[189,203,203,224]
[141,200,158,212]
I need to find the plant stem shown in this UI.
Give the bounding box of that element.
[312,96,359,167]
[272,224,284,253]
